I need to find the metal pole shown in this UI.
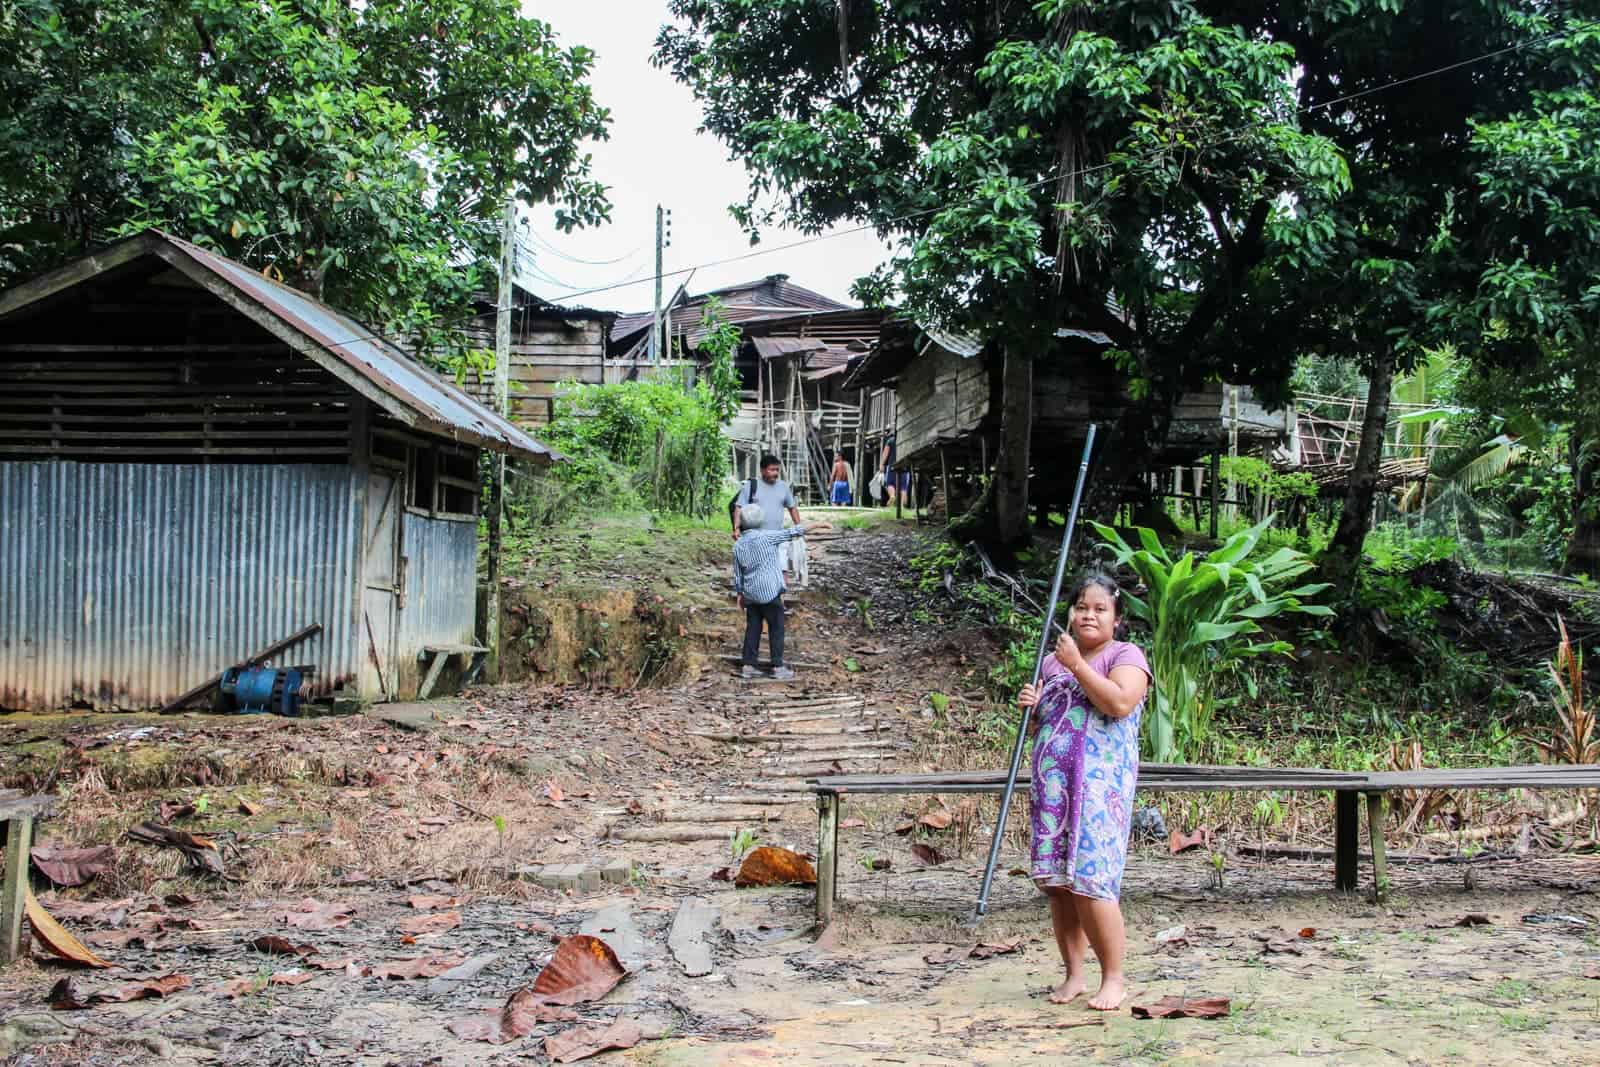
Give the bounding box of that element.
[973,423,1097,919]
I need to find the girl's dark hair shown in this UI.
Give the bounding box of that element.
[1068,573,1129,641]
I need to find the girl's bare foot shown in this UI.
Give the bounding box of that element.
[1086,975,1125,1010]
[1048,975,1087,1004]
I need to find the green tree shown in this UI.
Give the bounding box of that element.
[657,0,1348,545]
[1,0,609,365]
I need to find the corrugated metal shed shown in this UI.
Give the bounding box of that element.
[0,462,360,711]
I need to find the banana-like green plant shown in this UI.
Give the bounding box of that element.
[1091,517,1335,762]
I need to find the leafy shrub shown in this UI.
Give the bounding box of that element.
[1093,516,1334,762]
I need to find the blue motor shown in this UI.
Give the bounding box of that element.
[216,664,313,716]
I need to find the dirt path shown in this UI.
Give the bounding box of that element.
[3,521,1598,1065]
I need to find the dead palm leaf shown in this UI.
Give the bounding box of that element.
[1534,616,1598,765]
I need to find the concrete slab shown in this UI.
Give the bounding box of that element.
[667,896,720,978]
[580,903,649,968]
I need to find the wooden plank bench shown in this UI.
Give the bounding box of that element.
[807,764,1600,926]
[1,789,59,965]
[416,644,489,700]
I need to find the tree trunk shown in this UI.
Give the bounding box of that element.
[1565,431,1600,576]
[1323,351,1396,590]
[993,343,1033,546]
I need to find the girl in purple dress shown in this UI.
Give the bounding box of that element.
[1018,575,1150,1010]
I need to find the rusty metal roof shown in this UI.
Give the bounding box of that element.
[0,231,561,461]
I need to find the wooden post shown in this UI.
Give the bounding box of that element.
[486,199,513,683]
[2,815,34,964]
[816,792,839,928]
[1334,790,1359,891]
[1366,792,1389,901]
[1208,449,1221,539]
[853,388,868,506]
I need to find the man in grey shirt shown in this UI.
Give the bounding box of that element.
[731,454,802,539]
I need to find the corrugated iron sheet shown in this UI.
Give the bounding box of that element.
[400,512,477,654]
[157,235,560,463]
[0,462,361,711]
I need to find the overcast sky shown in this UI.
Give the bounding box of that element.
[519,1,891,313]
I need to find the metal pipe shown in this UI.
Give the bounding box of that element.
[973,423,1097,919]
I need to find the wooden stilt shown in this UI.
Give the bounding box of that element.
[816,792,839,927]
[1334,790,1359,891]
[2,815,34,964]
[1366,791,1389,901]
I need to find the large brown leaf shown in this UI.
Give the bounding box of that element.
[49,973,191,1010]
[278,899,355,931]
[366,954,466,980]
[30,845,116,888]
[447,987,578,1044]
[733,846,817,888]
[544,1019,643,1063]
[397,910,460,935]
[408,894,471,910]
[25,888,112,969]
[248,935,316,957]
[529,936,628,1005]
[1130,995,1231,1020]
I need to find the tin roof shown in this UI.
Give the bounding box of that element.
[0,231,560,461]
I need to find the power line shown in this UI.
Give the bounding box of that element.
[314,15,1600,354]
[530,230,646,267]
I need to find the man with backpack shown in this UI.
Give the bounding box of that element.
[729,455,802,539]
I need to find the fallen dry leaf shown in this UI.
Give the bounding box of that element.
[270,971,314,987]
[529,936,628,1005]
[839,818,867,830]
[238,799,261,816]
[734,846,817,888]
[30,845,116,888]
[969,938,1024,960]
[50,973,190,1010]
[545,1019,643,1063]
[892,820,915,836]
[543,780,565,805]
[863,857,892,872]
[1584,967,1600,980]
[398,911,461,936]
[923,945,964,966]
[1263,940,1304,956]
[1298,927,1317,939]
[1168,827,1212,854]
[249,935,316,957]
[158,800,196,822]
[1427,913,1493,929]
[278,899,355,931]
[447,987,579,1044]
[918,810,953,831]
[37,898,133,925]
[164,893,199,908]
[1131,995,1231,1020]
[367,955,467,980]
[25,888,112,969]
[910,842,946,866]
[408,894,471,911]
[305,956,357,971]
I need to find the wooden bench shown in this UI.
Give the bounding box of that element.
[416,644,489,700]
[807,764,1600,926]
[2,789,59,965]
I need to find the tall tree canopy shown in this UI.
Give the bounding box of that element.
[0,0,610,359]
[658,0,1600,559]
[659,0,1347,543]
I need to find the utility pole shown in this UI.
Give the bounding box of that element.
[486,198,514,682]
[650,205,671,364]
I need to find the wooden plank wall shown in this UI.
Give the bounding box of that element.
[893,346,990,460]
[452,318,607,425]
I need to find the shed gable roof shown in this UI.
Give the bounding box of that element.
[0,230,560,461]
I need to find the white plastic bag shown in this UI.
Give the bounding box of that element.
[868,472,884,500]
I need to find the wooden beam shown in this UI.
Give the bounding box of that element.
[816,792,839,928]
[1366,792,1389,901]
[0,343,286,353]
[1335,790,1359,892]
[1,814,33,964]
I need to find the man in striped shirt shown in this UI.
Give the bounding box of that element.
[733,504,830,680]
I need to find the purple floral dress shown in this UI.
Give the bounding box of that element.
[1028,641,1151,900]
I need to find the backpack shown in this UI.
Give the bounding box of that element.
[728,477,757,529]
